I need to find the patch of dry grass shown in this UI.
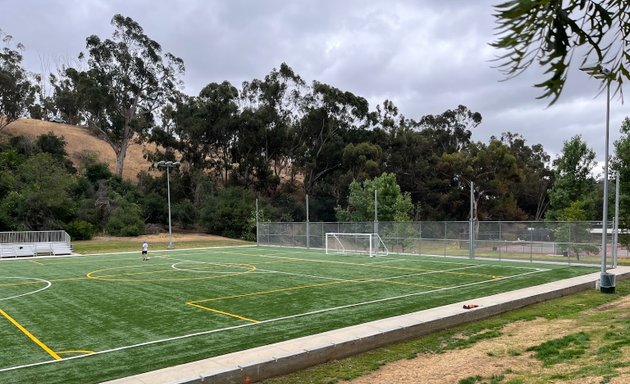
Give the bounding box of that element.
[3,118,157,181]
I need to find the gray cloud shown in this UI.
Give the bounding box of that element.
[2,0,626,165]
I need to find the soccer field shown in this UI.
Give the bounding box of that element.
[0,246,597,383]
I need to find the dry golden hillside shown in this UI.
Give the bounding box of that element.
[2,118,157,182]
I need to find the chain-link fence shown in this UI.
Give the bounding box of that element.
[258,221,626,266]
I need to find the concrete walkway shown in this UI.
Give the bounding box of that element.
[103,267,630,384]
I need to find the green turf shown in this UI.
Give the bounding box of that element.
[0,246,598,383]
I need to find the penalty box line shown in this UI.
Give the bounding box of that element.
[0,307,61,361]
[185,264,511,322]
[0,268,546,375]
[186,303,261,324]
[246,252,514,280]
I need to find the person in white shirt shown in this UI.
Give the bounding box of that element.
[142,241,149,261]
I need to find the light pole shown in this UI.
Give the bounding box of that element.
[157,161,180,249]
[454,176,476,259]
[580,64,615,293]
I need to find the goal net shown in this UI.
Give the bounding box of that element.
[325,233,389,257]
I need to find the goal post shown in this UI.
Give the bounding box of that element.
[325,232,389,257]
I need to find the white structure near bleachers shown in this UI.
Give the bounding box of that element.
[0,230,72,258]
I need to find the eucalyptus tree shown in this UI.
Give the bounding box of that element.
[417,105,482,155]
[296,82,372,196]
[441,138,524,221]
[499,132,553,220]
[0,30,37,131]
[162,81,240,180]
[232,108,275,190]
[388,105,481,220]
[492,0,630,103]
[240,63,307,187]
[382,124,432,216]
[341,142,383,182]
[53,14,184,177]
[48,69,84,125]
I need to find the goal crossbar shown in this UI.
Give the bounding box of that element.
[325,232,389,257]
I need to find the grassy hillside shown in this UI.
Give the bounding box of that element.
[2,118,156,182]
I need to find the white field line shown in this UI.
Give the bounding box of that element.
[250,251,550,273]
[254,264,493,284]
[0,268,547,374]
[370,257,415,264]
[174,250,550,275]
[162,254,508,284]
[0,277,52,301]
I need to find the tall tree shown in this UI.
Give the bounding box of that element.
[417,105,481,155]
[240,63,306,185]
[499,132,553,220]
[160,81,240,180]
[341,142,383,182]
[546,135,598,220]
[296,82,372,196]
[56,14,184,177]
[492,0,630,103]
[384,105,481,220]
[0,30,37,131]
[48,69,84,125]
[441,139,525,221]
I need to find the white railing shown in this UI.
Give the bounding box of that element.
[0,231,72,258]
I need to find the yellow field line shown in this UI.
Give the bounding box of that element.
[0,308,61,361]
[246,252,496,276]
[30,260,44,266]
[241,252,432,274]
[57,349,96,355]
[190,269,447,305]
[191,280,349,303]
[86,263,256,282]
[368,278,442,289]
[187,302,260,323]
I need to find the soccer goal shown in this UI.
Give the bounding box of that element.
[325,232,389,257]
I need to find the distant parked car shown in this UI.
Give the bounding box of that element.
[50,117,65,123]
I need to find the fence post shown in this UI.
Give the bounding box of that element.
[529,224,533,262]
[255,198,259,247]
[372,190,379,252]
[306,194,310,249]
[469,181,475,259]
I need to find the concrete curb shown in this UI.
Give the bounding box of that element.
[102,267,630,384]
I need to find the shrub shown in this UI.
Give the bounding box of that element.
[200,186,254,239]
[173,199,198,229]
[65,220,95,240]
[106,204,145,236]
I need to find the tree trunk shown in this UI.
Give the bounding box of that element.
[115,139,129,178]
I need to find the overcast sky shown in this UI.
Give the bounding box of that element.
[2,0,627,170]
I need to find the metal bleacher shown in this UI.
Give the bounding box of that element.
[0,231,72,258]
